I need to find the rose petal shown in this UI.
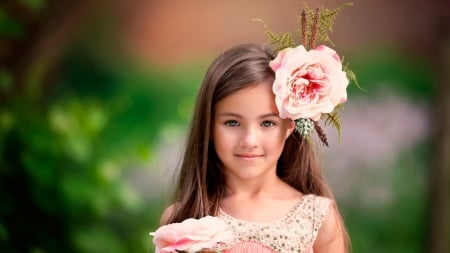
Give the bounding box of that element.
[271,44,348,121]
[150,216,233,252]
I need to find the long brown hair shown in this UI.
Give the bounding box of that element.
[164,44,347,246]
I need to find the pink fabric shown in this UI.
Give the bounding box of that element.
[303,247,313,253]
[222,241,313,253]
[222,241,276,253]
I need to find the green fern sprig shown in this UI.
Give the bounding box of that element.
[342,60,364,92]
[323,104,344,142]
[253,19,294,53]
[302,2,353,48]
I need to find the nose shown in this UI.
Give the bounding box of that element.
[240,126,259,148]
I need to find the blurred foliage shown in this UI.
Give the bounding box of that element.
[0,1,435,253]
[0,47,207,252]
[0,1,201,249]
[348,47,434,99]
[343,143,429,253]
[0,43,202,252]
[341,47,433,252]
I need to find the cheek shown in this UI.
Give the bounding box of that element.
[212,126,233,150]
[264,129,289,148]
[268,123,294,151]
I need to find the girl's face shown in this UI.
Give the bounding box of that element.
[212,82,294,182]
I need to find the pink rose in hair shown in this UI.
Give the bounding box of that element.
[270,45,348,121]
[150,216,233,253]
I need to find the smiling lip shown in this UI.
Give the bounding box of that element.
[236,154,262,160]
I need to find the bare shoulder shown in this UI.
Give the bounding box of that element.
[160,204,176,225]
[313,201,347,253]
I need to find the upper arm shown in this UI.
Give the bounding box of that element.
[313,202,347,253]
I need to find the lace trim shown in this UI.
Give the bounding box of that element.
[217,194,331,253]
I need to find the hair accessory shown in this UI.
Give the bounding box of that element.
[255,2,358,146]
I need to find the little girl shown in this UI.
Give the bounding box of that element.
[155,42,350,253]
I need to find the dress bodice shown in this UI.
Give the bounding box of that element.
[216,194,331,253]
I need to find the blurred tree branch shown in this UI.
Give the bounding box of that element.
[429,13,450,253]
[0,0,100,103]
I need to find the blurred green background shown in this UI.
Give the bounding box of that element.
[0,0,449,253]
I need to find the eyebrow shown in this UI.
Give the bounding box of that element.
[215,112,279,118]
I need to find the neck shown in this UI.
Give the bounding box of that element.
[224,175,288,199]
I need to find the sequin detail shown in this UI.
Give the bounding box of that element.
[217,194,331,253]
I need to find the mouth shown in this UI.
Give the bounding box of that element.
[235,154,263,160]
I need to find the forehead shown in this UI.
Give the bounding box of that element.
[214,83,278,115]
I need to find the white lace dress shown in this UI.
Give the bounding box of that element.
[216,194,331,253]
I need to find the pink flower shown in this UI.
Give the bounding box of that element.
[270,45,349,121]
[150,216,233,253]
